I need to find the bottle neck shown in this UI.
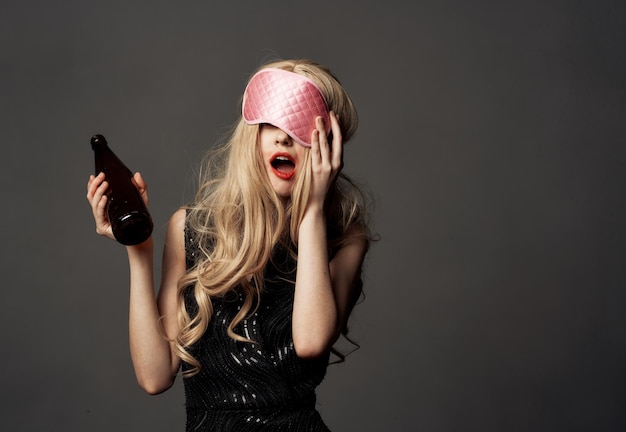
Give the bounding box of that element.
[91,134,109,151]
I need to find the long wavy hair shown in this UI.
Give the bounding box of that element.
[175,59,372,376]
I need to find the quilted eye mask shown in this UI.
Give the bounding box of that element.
[242,68,331,147]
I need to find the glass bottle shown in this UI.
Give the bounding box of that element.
[91,134,153,245]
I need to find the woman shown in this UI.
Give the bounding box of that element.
[87,59,373,431]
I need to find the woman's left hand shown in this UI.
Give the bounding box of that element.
[307,111,343,212]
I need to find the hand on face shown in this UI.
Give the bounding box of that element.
[307,111,343,212]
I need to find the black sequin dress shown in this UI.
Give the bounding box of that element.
[182,227,331,431]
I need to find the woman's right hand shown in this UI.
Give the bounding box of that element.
[86,172,150,242]
[87,172,114,240]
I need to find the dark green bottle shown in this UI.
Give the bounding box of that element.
[91,134,153,245]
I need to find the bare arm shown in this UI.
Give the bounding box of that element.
[292,113,368,358]
[128,208,186,394]
[87,173,186,394]
[293,214,367,358]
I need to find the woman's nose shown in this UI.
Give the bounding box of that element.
[275,129,292,146]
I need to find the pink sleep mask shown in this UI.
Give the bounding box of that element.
[242,68,331,147]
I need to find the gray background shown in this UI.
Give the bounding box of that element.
[1,0,625,431]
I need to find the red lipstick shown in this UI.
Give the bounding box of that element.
[270,152,296,180]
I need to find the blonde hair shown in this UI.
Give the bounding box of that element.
[175,59,371,375]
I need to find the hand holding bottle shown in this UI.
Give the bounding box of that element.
[87,171,150,243]
[87,134,153,245]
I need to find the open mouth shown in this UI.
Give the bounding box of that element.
[270,154,296,179]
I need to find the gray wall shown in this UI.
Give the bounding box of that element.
[1,1,625,431]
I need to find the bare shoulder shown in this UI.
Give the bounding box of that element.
[162,207,187,268]
[335,223,370,261]
[165,207,188,249]
[158,208,188,311]
[328,227,369,331]
[329,223,370,284]
[332,234,368,270]
[169,207,187,230]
